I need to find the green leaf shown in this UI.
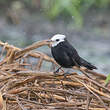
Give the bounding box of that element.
[105,74,110,84]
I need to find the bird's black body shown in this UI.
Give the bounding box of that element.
[51,39,97,70]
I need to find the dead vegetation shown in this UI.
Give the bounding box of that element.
[0,40,110,110]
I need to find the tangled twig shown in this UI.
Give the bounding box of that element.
[0,40,109,110]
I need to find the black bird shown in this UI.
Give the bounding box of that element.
[48,34,97,71]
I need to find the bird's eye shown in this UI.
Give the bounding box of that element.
[56,39,59,41]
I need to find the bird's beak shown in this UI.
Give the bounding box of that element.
[47,39,53,48]
[47,39,52,43]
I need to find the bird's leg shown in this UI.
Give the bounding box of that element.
[54,66,62,74]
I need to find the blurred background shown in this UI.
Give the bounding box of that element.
[0,0,110,74]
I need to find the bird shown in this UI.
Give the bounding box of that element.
[48,34,97,72]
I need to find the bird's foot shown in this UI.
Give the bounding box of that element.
[53,70,60,76]
[53,67,62,74]
[63,70,71,78]
[63,72,70,77]
[54,69,59,74]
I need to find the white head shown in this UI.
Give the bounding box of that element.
[50,34,66,47]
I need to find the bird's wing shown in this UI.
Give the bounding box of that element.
[61,40,97,69]
[62,41,80,66]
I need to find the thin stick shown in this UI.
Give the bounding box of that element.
[86,91,92,110]
[16,97,27,110]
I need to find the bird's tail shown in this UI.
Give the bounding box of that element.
[79,57,97,70]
